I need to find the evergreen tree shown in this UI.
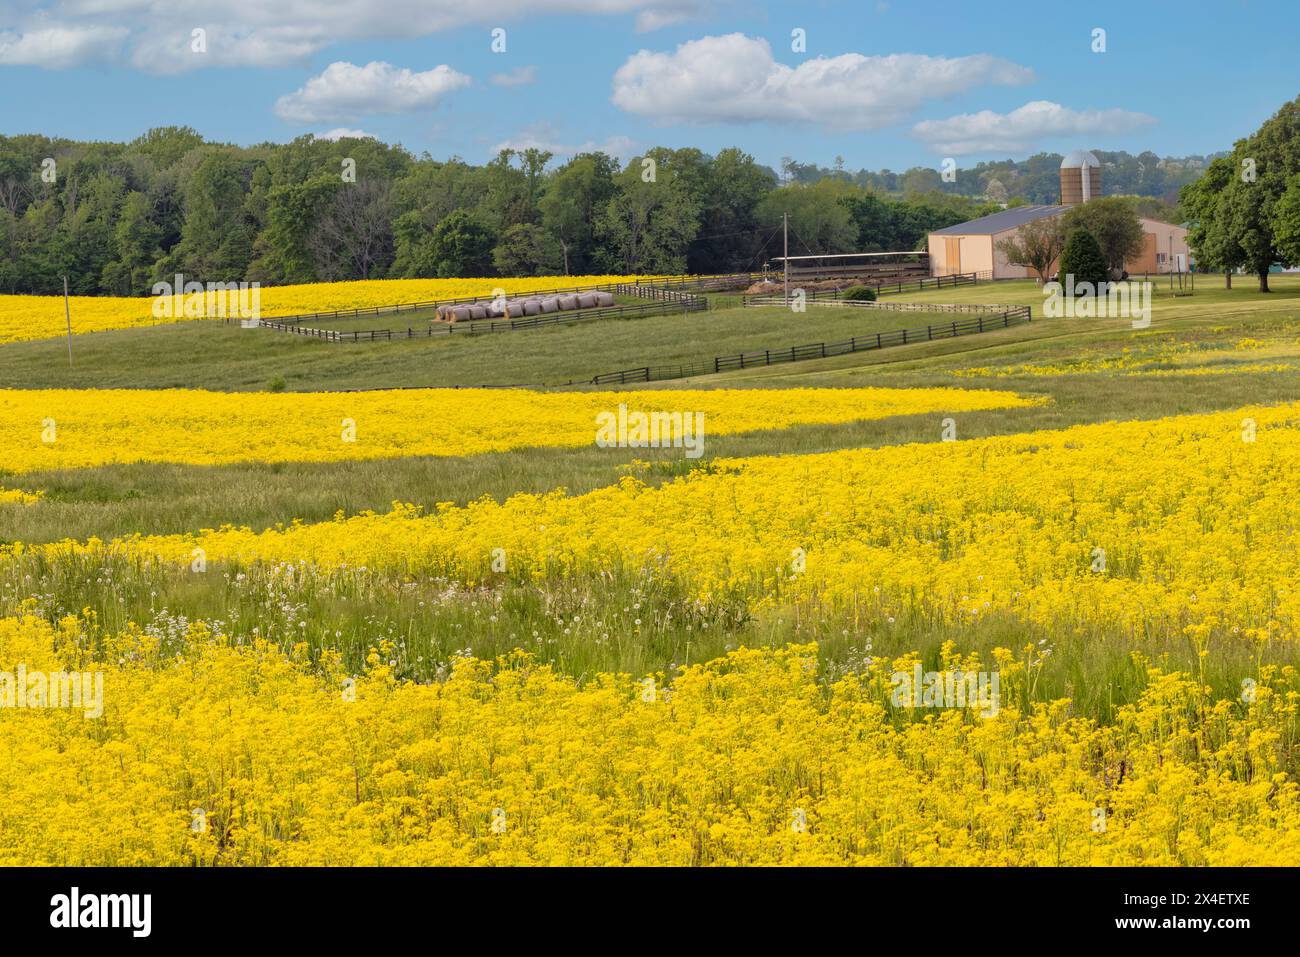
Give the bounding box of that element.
[1058,228,1109,290]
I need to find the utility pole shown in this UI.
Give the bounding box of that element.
[783,212,789,304]
[62,275,73,367]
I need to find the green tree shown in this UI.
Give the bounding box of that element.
[1057,227,1109,290]
[1063,197,1145,276]
[1181,94,1300,291]
[689,147,775,273]
[538,152,617,275]
[104,191,163,294]
[426,209,496,277]
[996,216,1067,284]
[1182,156,1244,287]
[596,159,699,274]
[756,179,857,256]
[492,223,562,276]
[247,176,337,284]
[172,150,256,279]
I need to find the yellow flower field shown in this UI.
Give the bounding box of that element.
[0,386,1035,474]
[1,615,1295,866]
[0,276,661,344]
[40,401,1299,645]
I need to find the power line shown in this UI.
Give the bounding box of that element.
[687,223,784,243]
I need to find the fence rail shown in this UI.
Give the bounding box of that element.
[591,304,1033,384]
[784,264,930,281]
[743,295,1007,315]
[742,272,978,303]
[253,273,758,327]
[238,290,708,342]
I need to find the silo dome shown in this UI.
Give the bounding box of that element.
[1060,149,1101,169]
[1059,150,1102,204]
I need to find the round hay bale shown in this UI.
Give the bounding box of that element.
[540,297,559,313]
[577,293,597,308]
[469,305,487,320]
[523,300,542,316]
[594,291,615,307]
[452,304,473,322]
[507,302,525,318]
[558,295,579,310]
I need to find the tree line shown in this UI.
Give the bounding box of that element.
[1182,93,1300,291]
[782,149,1217,206]
[0,128,1013,297]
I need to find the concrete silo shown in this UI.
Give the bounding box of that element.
[1059,150,1102,205]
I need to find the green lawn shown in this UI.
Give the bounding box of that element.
[298,292,655,332]
[0,302,951,391]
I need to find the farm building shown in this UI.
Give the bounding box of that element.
[926,151,1190,279]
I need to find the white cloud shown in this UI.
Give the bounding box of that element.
[0,2,701,71]
[611,33,1034,130]
[274,61,472,124]
[316,128,376,141]
[0,25,128,67]
[635,7,695,31]
[912,99,1157,154]
[492,122,636,160]
[491,65,537,87]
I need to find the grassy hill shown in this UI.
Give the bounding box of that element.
[4,275,1300,546]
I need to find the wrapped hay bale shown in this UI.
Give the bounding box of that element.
[523,300,542,316]
[506,301,525,318]
[452,304,473,322]
[469,305,487,320]
[558,295,579,310]
[594,291,615,307]
[540,297,559,313]
[577,293,597,308]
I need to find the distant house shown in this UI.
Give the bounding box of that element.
[926,151,1190,279]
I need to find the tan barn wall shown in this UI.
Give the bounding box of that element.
[1127,219,1190,274]
[928,234,994,277]
[990,226,1052,279]
[930,213,1190,280]
[926,233,948,276]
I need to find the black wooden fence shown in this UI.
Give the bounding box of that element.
[741,272,979,304]
[248,273,757,328]
[244,291,708,342]
[590,305,1033,384]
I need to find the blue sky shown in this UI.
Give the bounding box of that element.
[0,0,1290,171]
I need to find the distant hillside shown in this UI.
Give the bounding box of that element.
[780,150,1225,205]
